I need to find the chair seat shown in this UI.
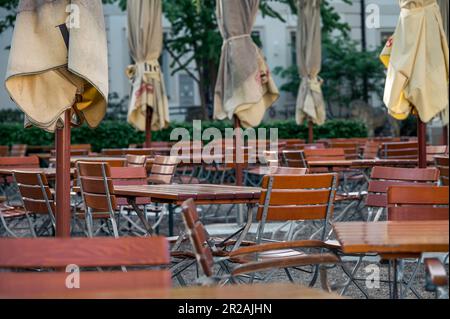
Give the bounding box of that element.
[231,249,306,264]
[335,193,363,202]
[0,207,28,218]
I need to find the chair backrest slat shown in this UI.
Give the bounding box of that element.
[0,156,39,169]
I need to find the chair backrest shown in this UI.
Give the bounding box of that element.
[329,142,360,160]
[380,142,418,159]
[427,145,448,162]
[13,171,55,219]
[282,150,306,168]
[0,237,170,269]
[10,144,27,157]
[367,166,440,208]
[126,155,147,168]
[0,156,40,169]
[110,166,149,206]
[77,162,117,213]
[0,146,8,157]
[302,148,346,163]
[148,156,178,185]
[257,174,338,242]
[387,186,449,221]
[282,139,306,150]
[262,150,279,166]
[435,156,449,186]
[363,141,381,159]
[181,199,215,277]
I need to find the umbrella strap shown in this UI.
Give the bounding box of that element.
[223,34,251,48]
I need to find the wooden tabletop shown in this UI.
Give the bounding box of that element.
[0,283,342,299]
[0,168,75,178]
[49,156,128,164]
[334,221,449,255]
[114,184,261,205]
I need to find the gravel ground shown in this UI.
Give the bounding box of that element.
[1,193,448,299]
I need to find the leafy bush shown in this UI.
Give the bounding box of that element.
[0,119,368,152]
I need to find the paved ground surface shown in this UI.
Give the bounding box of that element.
[1,189,448,299]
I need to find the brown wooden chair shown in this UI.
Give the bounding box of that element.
[11,171,57,237]
[148,156,178,185]
[0,237,171,298]
[126,155,147,168]
[282,150,306,168]
[427,145,448,162]
[366,166,440,221]
[386,185,449,299]
[435,155,449,186]
[329,142,360,160]
[362,141,381,159]
[76,162,120,238]
[380,142,418,159]
[387,185,449,222]
[0,146,8,157]
[181,197,340,290]
[424,258,448,299]
[10,144,27,157]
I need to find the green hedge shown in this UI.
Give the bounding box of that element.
[0,119,368,152]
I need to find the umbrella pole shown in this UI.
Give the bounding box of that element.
[55,109,72,238]
[417,118,427,168]
[234,116,243,186]
[308,120,314,144]
[145,106,153,148]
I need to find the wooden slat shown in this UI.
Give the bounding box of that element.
[0,271,171,299]
[261,174,335,189]
[0,237,170,268]
[334,221,449,254]
[388,186,449,205]
[371,166,439,182]
[84,193,117,212]
[256,205,329,221]
[0,156,39,168]
[259,190,331,206]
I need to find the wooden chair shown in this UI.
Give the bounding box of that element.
[386,185,449,299]
[380,142,418,159]
[424,258,448,299]
[435,155,449,186]
[126,155,147,168]
[10,144,27,157]
[362,141,380,159]
[282,150,306,168]
[0,146,8,157]
[387,185,449,221]
[366,166,441,221]
[329,142,360,160]
[11,171,57,237]
[0,237,171,298]
[76,162,120,238]
[181,197,339,290]
[149,156,178,185]
[427,145,448,162]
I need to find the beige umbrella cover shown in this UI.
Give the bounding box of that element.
[5,0,109,132]
[126,0,170,132]
[296,0,325,126]
[381,0,449,125]
[214,0,279,129]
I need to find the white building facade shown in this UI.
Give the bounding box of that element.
[0,1,400,123]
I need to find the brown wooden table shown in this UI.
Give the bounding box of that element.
[0,282,341,299]
[334,221,449,298]
[114,184,261,237]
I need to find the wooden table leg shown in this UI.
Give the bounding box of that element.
[392,259,399,299]
[128,198,154,236]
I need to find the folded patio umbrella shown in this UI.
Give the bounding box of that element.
[214,0,279,129]
[5,0,108,132]
[126,0,170,136]
[381,0,449,126]
[296,0,326,127]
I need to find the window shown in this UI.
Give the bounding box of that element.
[290,30,297,66]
